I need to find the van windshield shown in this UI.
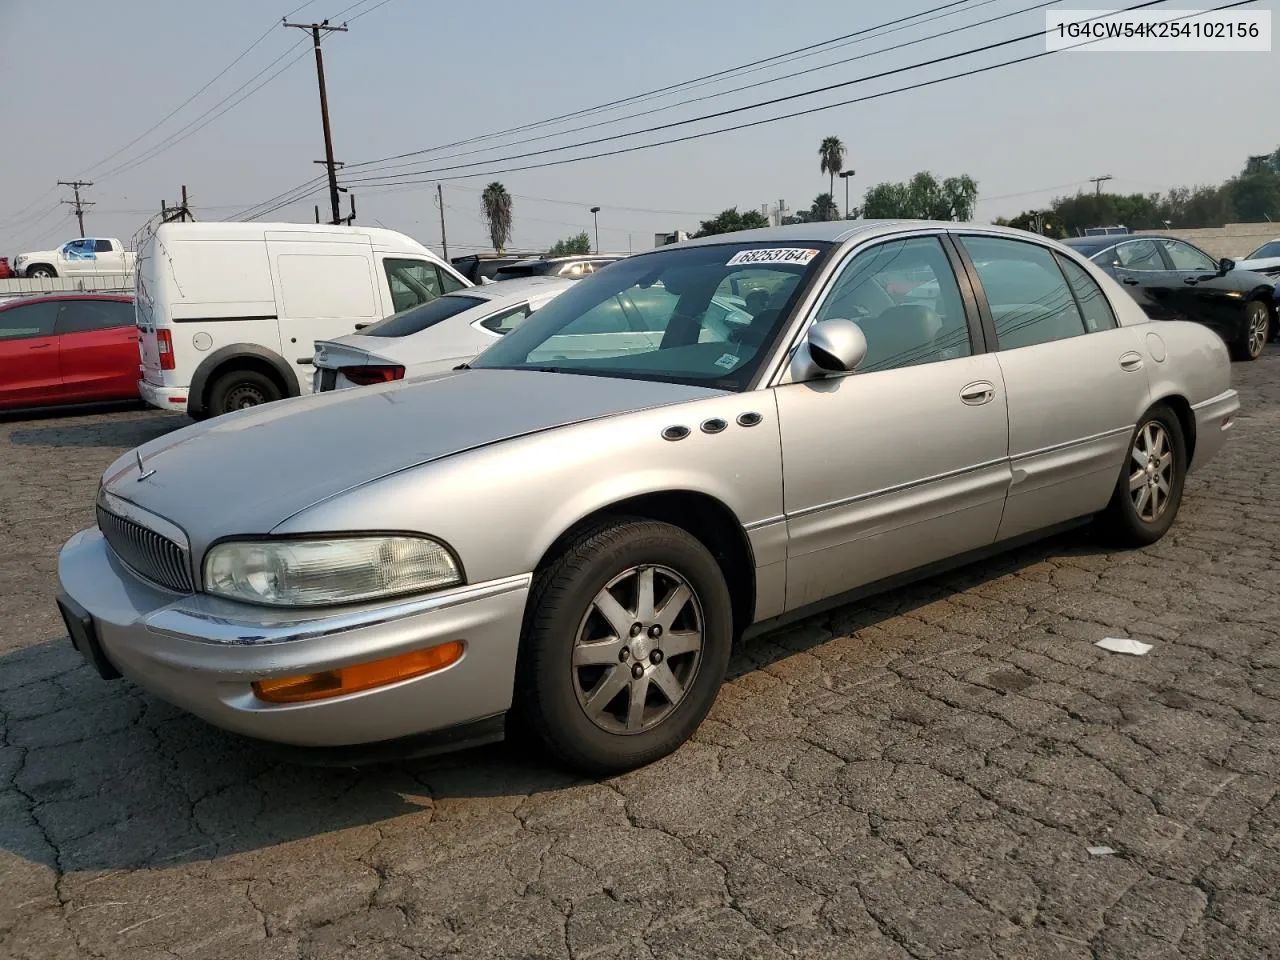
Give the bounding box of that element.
[362,295,487,338]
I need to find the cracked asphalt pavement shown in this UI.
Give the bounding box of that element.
[3,350,1279,960]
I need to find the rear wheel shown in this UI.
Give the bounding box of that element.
[26,265,56,278]
[515,519,733,775]
[207,369,281,416]
[1098,405,1187,547]
[1231,300,1269,361]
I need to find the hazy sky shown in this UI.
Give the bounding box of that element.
[1,0,1276,260]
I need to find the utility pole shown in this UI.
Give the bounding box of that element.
[341,192,356,226]
[160,185,193,223]
[436,184,449,260]
[839,170,856,219]
[58,180,94,236]
[1089,174,1113,196]
[285,18,348,224]
[590,206,601,254]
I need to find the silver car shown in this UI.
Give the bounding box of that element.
[56,221,1239,774]
[311,276,575,392]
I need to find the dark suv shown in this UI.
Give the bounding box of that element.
[449,252,542,283]
[491,255,623,282]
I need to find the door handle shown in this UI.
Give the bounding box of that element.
[1182,277,1198,285]
[29,343,53,349]
[1119,352,1144,372]
[1122,277,1140,285]
[959,380,995,405]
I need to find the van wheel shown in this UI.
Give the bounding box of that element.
[207,369,281,416]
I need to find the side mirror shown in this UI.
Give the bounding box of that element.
[1219,257,1235,274]
[795,318,867,379]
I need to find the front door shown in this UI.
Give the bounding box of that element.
[54,299,139,402]
[0,300,62,407]
[1157,239,1241,341]
[953,234,1152,541]
[775,234,1011,611]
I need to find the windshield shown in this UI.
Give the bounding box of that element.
[361,294,487,338]
[470,241,833,390]
[1245,240,1280,260]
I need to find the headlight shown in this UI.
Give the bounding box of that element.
[203,536,461,607]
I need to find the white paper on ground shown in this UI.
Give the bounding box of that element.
[1088,846,1118,856]
[1095,637,1153,656]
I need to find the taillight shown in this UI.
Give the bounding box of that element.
[156,329,175,370]
[340,364,405,386]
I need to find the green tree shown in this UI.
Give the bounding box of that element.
[546,231,591,257]
[481,182,513,253]
[819,136,847,198]
[861,172,978,220]
[692,207,770,238]
[810,192,839,222]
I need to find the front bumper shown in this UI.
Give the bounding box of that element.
[138,379,190,414]
[1189,388,1240,474]
[57,527,530,748]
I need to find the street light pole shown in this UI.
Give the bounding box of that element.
[590,206,601,254]
[838,170,856,219]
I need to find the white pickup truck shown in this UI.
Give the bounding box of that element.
[13,238,137,278]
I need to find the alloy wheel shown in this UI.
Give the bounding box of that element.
[1129,421,1174,523]
[1247,303,1269,358]
[571,564,704,735]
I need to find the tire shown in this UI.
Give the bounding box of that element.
[515,518,733,775]
[1230,300,1269,361]
[206,369,282,416]
[26,265,56,279]
[1098,405,1187,547]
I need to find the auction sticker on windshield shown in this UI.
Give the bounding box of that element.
[726,248,819,266]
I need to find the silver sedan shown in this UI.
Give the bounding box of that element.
[311,275,575,391]
[57,221,1239,774]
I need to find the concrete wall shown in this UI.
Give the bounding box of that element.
[0,274,133,303]
[1131,223,1279,259]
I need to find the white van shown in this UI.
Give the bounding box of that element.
[134,222,469,418]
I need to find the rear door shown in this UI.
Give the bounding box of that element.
[0,301,62,407]
[268,236,381,392]
[954,234,1150,541]
[54,299,140,401]
[92,239,126,274]
[1104,238,1180,320]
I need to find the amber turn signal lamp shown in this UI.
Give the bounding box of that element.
[252,641,464,704]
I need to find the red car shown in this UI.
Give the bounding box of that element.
[0,294,140,410]
[0,257,13,279]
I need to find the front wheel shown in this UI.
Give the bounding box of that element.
[515,519,733,775]
[1098,406,1187,547]
[1231,300,1270,361]
[26,265,56,279]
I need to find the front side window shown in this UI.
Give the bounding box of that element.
[815,236,972,373]
[1246,240,1280,259]
[1056,255,1118,332]
[1159,240,1217,273]
[383,258,443,313]
[362,294,486,338]
[0,301,60,340]
[959,235,1086,350]
[471,241,833,390]
[437,266,467,294]
[1112,240,1165,271]
[56,300,135,334]
[63,239,96,260]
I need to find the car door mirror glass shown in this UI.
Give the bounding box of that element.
[803,318,867,375]
[1219,257,1235,274]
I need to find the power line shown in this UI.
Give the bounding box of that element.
[341,0,983,172]
[348,0,1031,180]
[338,0,1248,188]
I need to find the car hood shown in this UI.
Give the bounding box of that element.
[102,369,726,546]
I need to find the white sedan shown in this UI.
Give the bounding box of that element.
[312,276,574,392]
[1233,238,1280,276]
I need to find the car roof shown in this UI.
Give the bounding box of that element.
[441,274,574,303]
[0,293,133,311]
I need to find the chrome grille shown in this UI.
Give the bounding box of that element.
[96,505,193,593]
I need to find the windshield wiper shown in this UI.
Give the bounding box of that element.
[453,362,470,370]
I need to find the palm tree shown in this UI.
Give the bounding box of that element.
[819,136,847,199]
[481,182,513,253]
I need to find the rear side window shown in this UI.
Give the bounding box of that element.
[56,300,135,334]
[1113,240,1165,271]
[479,303,532,335]
[0,301,60,340]
[959,235,1086,350]
[494,264,537,281]
[93,239,114,253]
[363,295,487,338]
[1055,256,1118,332]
